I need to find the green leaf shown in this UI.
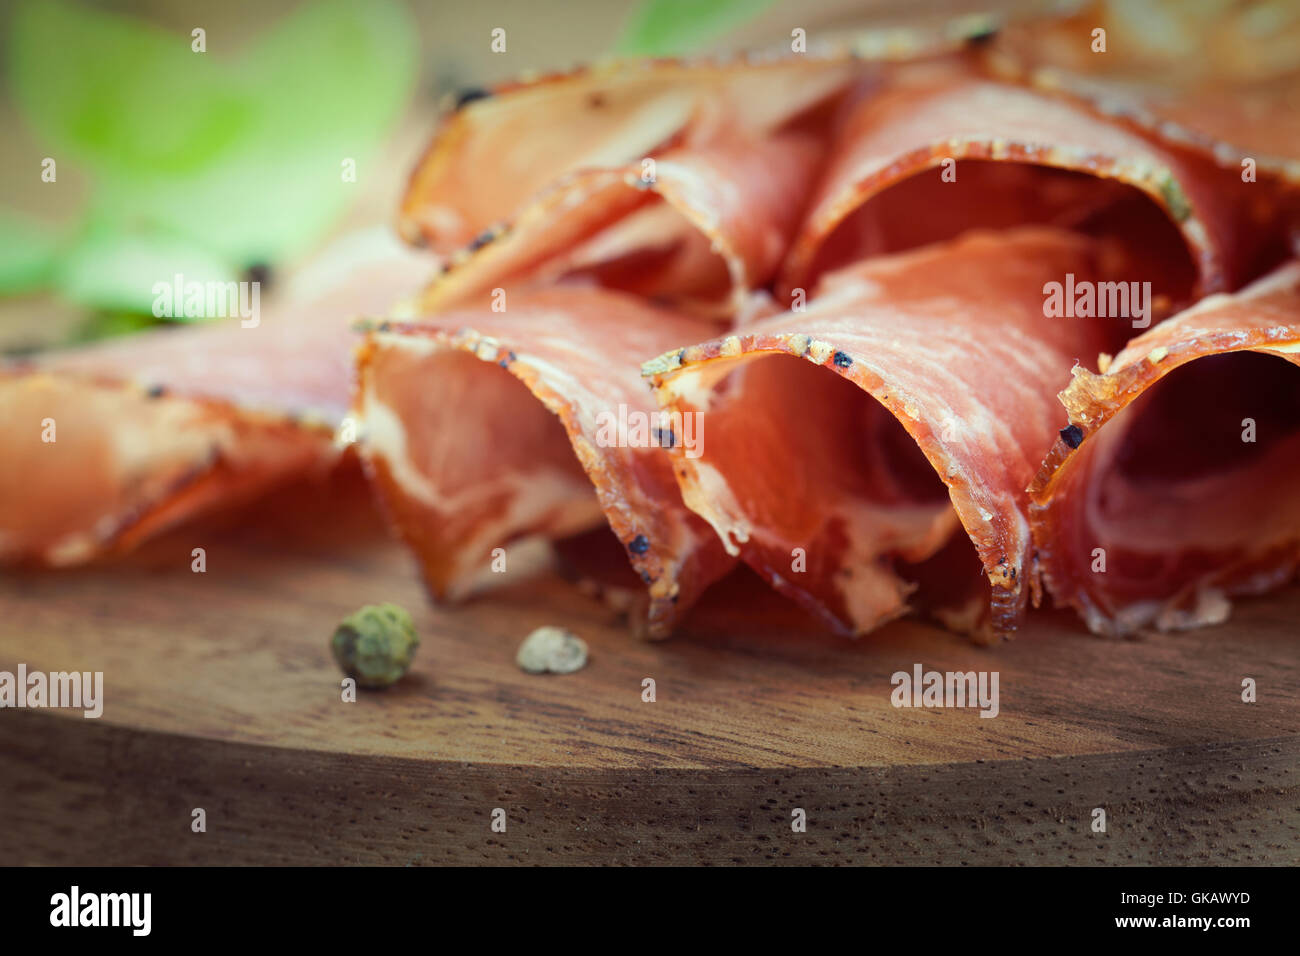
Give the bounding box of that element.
[56,230,240,317]
[70,310,162,346]
[0,211,64,294]
[8,0,253,179]
[8,0,418,272]
[616,0,776,56]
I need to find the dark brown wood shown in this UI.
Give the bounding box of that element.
[2,476,1297,864]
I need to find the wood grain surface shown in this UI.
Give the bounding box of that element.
[1,471,1297,865]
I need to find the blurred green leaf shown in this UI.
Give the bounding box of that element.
[7,0,419,309]
[56,230,239,316]
[70,310,163,345]
[9,0,254,178]
[0,211,64,294]
[616,0,776,56]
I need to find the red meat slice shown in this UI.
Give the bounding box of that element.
[353,284,734,638]
[0,231,430,565]
[1030,261,1300,634]
[779,74,1283,300]
[644,228,1128,637]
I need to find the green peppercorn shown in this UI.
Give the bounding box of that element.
[331,603,419,688]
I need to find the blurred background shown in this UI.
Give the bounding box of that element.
[1,0,1295,353]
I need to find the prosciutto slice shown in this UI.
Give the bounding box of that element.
[407,128,826,320]
[987,0,1300,175]
[1029,261,1300,635]
[644,228,1128,637]
[778,70,1283,299]
[399,56,864,253]
[0,231,429,565]
[352,284,734,637]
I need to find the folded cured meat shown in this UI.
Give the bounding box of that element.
[352,284,733,637]
[644,228,1130,637]
[400,57,872,320]
[987,0,1300,173]
[409,128,827,319]
[400,56,866,253]
[778,70,1283,299]
[1030,261,1300,634]
[0,231,430,565]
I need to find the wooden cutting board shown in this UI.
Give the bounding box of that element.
[2,473,1297,865]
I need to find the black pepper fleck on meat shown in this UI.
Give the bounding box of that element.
[467,229,496,253]
[628,534,650,555]
[832,351,853,368]
[1059,424,1084,448]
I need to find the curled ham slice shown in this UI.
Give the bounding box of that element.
[1029,261,1300,634]
[0,232,429,566]
[352,284,734,637]
[410,128,826,319]
[986,0,1300,176]
[644,228,1127,637]
[400,56,864,254]
[778,72,1281,298]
